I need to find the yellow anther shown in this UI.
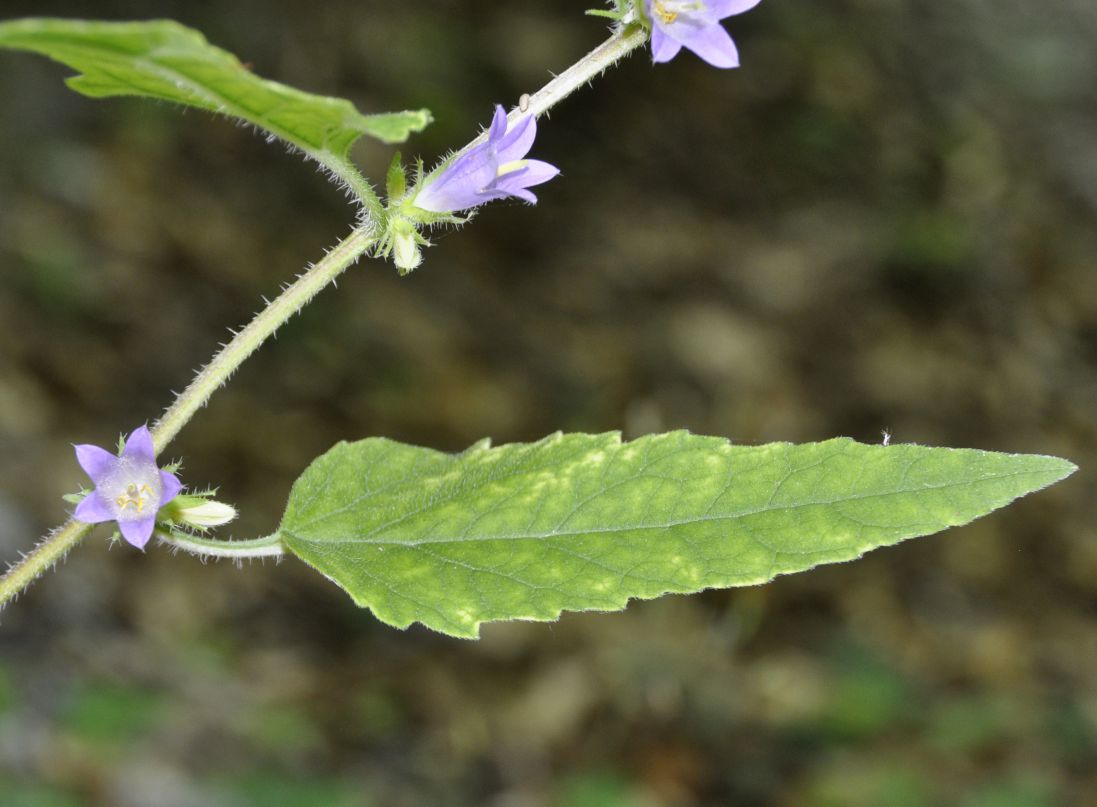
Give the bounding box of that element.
[653,0,679,24]
[653,0,705,24]
[115,482,154,513]
[497,159,529,178]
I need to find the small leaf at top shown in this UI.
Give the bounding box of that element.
[276,432,1075,639]
[0,18,432,209]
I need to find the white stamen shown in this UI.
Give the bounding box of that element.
[103,456,162,522]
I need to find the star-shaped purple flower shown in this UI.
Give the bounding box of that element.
[414,105,560,214]
[72,425,182,549]
[646,0,762,68]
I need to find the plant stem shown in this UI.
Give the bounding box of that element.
[0,228,373,609]
[514,21,648,122]
[0,21,651,593]
[155,22,652,563]
[0,520,93,608]
[443,22,649,162]
[151,226,375,451]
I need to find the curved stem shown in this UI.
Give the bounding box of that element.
[0,21,651,602]
[160,531,284,559]
[324,154,384,226]
[0,228,373,608]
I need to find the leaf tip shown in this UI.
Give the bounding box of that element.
[1041,454,1078,485]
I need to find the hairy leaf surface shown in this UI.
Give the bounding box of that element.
[0,18,431,203]
[278,432,1074,638]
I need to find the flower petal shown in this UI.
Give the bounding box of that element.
[487,104,508,142]
[681,23,740,68]
[160,470,183,506]
[507,188,539,204]
[415,152,492,213]
[415,104,557,214]
[74,443,117,484]
[710,0,763,18]
[511,159,560,188]
[74,493,115,524]
[119,516,156,550]
[495,115,537,164]
[122,425,156,464]
[651,26,684,63]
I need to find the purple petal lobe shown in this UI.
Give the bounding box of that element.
[159,471,183,505]
[119,516,156,549]
[710,0,762,17]
[487,105,508,141]
[651,27,684,62]
[495,115,536,163]
[74,443,117,484]
[511,159,560,187]
[508,188,539,205]
[123,425,156,463]
[415,105,558,214]
[494,159,560,204]
[74,493,115,524]
[681,24,740,68]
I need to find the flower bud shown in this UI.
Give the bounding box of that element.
[393,228,422,274]
[176,499,237,529]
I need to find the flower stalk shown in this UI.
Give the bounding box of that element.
[159,531,284,560]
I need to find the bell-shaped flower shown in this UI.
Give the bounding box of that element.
[646,0,762,68]
[414,105,560,214]
[72,425,182,549]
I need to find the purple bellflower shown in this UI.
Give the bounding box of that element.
[414,105,559,214]
[72,425,182,549]
[646,0,762,68]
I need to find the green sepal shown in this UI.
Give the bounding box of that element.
[156,488,236,533]
[386,152,407,202]
[586,0,632,19]
[585,9,624,20]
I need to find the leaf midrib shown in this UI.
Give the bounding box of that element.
[284,466,1059,548]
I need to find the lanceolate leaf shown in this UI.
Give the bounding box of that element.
[0,18,432,209]
[277,432,1075,638]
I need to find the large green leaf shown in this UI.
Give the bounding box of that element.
[0,18,431,206]
[278,432,1075,638]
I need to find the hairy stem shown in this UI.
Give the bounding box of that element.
[445,22,649,162]
[513,21,648,122]
[160,531,284,559]
[0,228,373,609]
[0,520,93,608]
[151,227,375,451]
[0,21,651,592]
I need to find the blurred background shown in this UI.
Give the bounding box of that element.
[1,0,1095,804]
